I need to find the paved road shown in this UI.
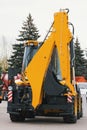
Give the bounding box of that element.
[0,95,87,130]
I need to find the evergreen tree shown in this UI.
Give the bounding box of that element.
[17,13,40,41]
[8,44,24,73]
[8,13,40,73]
[83,59,87,80]
[75,38,85,76]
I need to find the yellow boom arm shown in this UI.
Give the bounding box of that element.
[25,10,76,108]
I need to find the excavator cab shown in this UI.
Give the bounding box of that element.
[22,40,39,72]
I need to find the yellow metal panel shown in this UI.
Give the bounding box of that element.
[25,34,55,108]
[53,12,72,80]
[53,12,76,94]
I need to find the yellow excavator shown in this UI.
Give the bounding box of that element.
[7,9,83,123]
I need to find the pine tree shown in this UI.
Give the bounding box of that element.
[17,13,40,41]
[8,13,40,73]
[8,44,24,73]
[75,38,85,76]
[83,59,87,80]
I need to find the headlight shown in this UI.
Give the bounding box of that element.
[8,86,13,91]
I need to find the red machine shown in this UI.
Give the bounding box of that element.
[0,72,21,101]
[1,72,8,100]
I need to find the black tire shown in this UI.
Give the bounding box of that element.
[77,112,80,119]
[63,115,77,123]
[0,100,2,103]
[10,114,25,122]
[80,108,83,118]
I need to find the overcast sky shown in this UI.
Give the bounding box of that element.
[0,0,87,57]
